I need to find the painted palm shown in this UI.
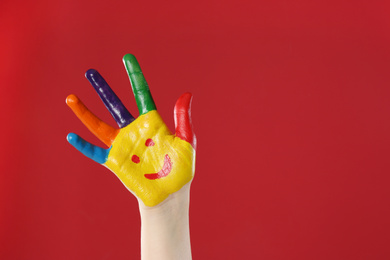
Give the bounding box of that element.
[66,54,196,207]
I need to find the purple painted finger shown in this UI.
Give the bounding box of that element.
[86,69,135,128]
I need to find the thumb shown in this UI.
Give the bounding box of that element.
[174,93,196,149]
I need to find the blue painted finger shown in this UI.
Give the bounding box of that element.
[67,133,110,164]
[85,69,135,128]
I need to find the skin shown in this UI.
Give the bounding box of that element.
[66,54,195,259]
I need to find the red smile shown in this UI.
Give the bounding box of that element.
[144,154,172,180]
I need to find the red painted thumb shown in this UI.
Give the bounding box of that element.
[174,93,196,149]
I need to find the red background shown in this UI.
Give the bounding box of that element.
[1,0,390,259]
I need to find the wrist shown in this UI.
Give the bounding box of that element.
[138,182,192,260]
[138,182,191,215]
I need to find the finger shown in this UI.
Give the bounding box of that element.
[66,94,119,147]
[122,54,156,115]
[67,133,110,164]
[85,69,135,128]
[174,93,196,148]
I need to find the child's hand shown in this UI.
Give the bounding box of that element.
[66,54,196,207]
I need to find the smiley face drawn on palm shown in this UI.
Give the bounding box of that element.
[66,54,196,207]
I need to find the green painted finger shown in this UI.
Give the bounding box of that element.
[123,54,156,115]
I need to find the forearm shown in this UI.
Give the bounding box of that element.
[138,182,192,260]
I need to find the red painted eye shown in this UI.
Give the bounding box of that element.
[131,155,140,164]
[145,138,155,147]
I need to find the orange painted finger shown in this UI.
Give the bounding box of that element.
[66,94,119,147]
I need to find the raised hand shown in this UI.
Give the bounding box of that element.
[66,54,196,207]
